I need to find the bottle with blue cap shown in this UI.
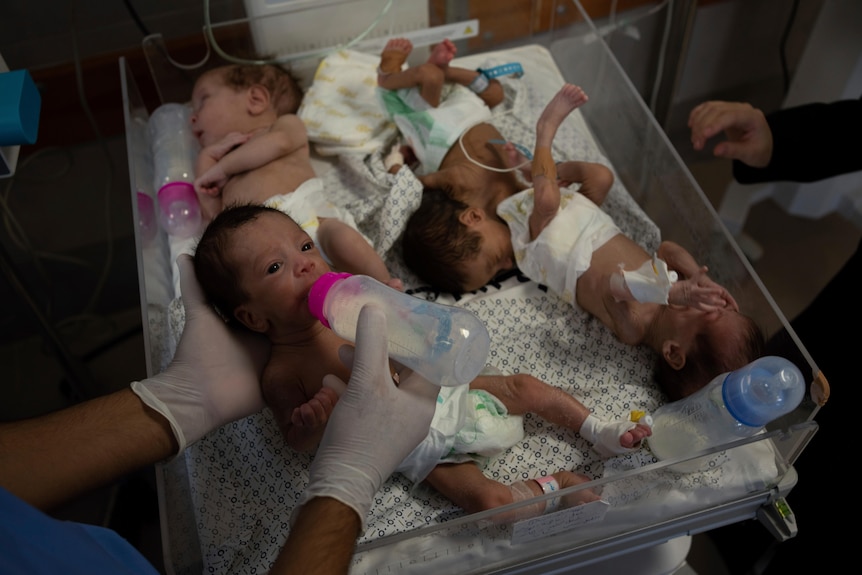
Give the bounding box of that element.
[647,355,805,466]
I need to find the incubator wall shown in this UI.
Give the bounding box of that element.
[120,2,824,573]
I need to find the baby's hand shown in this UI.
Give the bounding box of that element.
[194,165,229,197]
[386,277,405,292]
[580,414,651,457]
[669,268,738,311]
[290,387,339,429]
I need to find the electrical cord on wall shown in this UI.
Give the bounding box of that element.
[780,0,801,96]
[0,1,122,378]
[123,0,151,37]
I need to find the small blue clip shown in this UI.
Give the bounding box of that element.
[487,138,533,160]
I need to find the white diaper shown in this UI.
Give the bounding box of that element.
[377,84,492,174]
[396,385,524,484]
[264,177,371,265]
[499,188,621,306]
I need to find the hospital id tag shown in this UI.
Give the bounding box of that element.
[511,499,610,544]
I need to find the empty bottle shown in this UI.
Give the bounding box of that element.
[647,355,805,468]
[308,272,491,387]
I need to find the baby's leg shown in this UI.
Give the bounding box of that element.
[378,37,445,106]
[471,373,648,452]
[425,463,598,521]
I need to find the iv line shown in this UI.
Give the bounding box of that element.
[455,112,531,174]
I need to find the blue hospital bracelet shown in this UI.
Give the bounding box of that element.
[478,62,524,79]
[468,72,490,94]
[469,62,525,94]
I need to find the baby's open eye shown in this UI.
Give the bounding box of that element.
[301,241,314,252]
[267,262,281,274]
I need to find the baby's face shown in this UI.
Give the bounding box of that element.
[229,212,330,328]
[669,305,749,348]
[456,218,515,292]
[190,71,249,147]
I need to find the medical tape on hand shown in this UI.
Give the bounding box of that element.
[535,476,561,513]
[532,146,556,179]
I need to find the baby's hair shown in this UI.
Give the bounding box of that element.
[194,203,296,322]
[655,313,766,401]
[209,63,303,115]
[401,188,481,294]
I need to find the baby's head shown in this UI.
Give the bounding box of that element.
[655,307,766,400]
[402,189,515,293]
[191,63,303,146]
[194,203,330,334]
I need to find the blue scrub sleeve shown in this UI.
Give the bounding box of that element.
[0,486,160,575]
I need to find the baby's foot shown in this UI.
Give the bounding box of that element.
[428,38,457,68]
[379,37,413,78]
[536,84,588,146]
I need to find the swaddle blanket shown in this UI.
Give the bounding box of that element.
[298,49,397,156]
[151,45,781,575]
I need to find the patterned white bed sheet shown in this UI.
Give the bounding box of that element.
[148,45,782,575]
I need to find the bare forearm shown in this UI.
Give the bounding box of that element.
[271,497,361,575]
[318,219,392,284]
[216,132,300,178]
[0,388,177,510]
[557,161,613,205]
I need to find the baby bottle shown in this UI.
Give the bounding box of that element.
[647,355,805,469]
[129,116,158,246]
[148,102,201,238]
[308,272,491,387]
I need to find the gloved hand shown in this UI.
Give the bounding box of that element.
[130,254,270,455]
[580,414,651,457]
[292,303,440,530]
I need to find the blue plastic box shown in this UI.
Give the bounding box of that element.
[0,69,41,146]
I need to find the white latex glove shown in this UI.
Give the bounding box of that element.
[292,304,440,530]
[580,414,641,457]
[131,254,270,455]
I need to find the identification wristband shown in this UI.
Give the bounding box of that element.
[468,72,490,94]
[535,476,561,513]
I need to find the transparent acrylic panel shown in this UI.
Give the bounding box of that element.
[351,423,816,574]
[120,2,826,573]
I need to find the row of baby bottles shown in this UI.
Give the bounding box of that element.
[134,102,202,244]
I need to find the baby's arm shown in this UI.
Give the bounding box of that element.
[317,218,403,291]
[556,161,614,206]
[528,145,560,241]
[264,368,338,453]
[194,115,309,195]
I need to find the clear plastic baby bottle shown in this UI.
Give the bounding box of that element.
[308,272,491,387]
[148,102,201,238]
[647,355,805,468]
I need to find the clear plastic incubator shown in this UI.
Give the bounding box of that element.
[119,1,826,573]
